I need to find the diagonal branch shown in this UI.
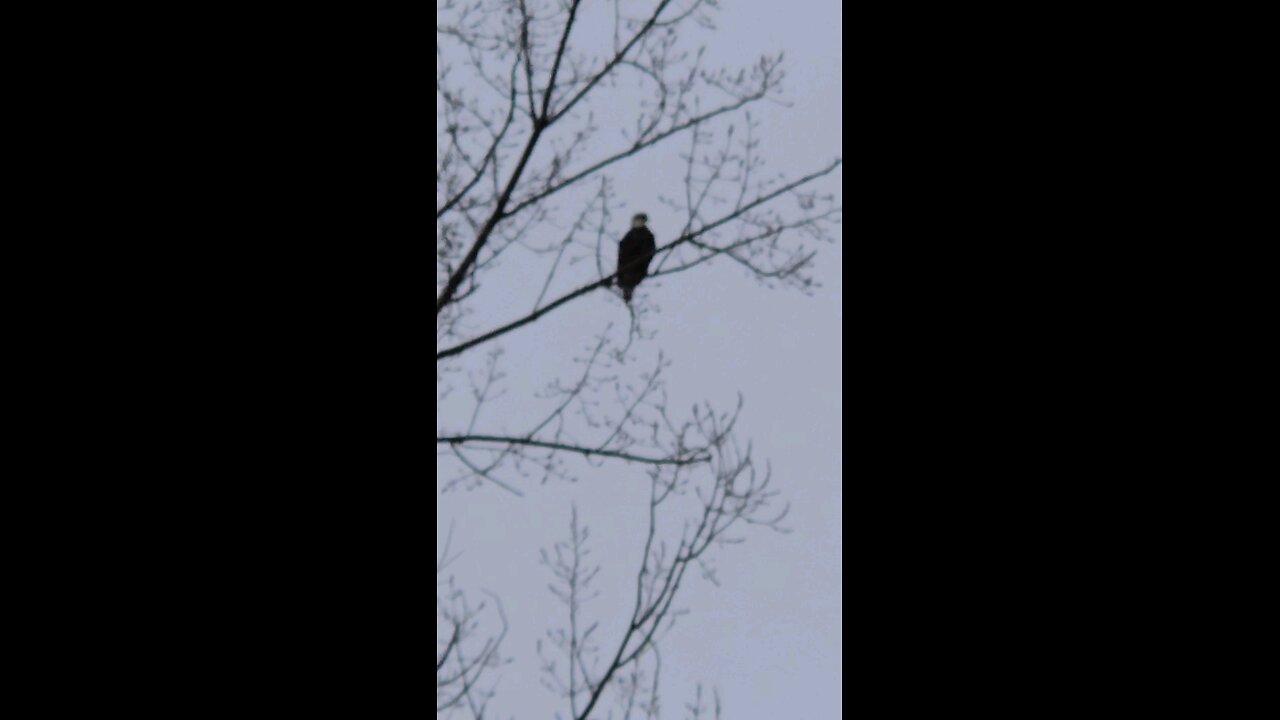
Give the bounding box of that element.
[517,0,540,120]
[436,158,842,361]
[551,0,674,124]
[438,434,709,466]
[541,0,583,120]
[437,3,586,316]
[502,91,764,222]
[437,123,547,315]
[650,207,841,278]
[437,277,614,361]
[436,60,520,220]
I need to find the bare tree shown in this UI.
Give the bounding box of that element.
[437,0,840,716]
[534,400,786,719]
[437,522,509,716]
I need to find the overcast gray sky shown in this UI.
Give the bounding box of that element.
[438,1,841,716]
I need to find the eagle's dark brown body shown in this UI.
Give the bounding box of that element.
[617,223,656,303]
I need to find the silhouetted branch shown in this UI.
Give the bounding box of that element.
[542,398,786,719]
[437,158,841,362]
[436,59,520,220]
[549,0,675,124]
[437,0,594,317]
[501,90,767,221]
[437,573,508,715]
[439,1,839,715]
[438,434,709,466]
[541,0,584,120]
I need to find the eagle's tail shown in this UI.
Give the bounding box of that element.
[622,287,633,303]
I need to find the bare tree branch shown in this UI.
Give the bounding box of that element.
[438,2,839,715]
[541,398,787,719]
[437,158,841,362]
[549,0,675,124]
[438,434,709,466]
[502,90,767,221]
[541,0,584,120]
[436,59,521,220]
[437,0,590,316]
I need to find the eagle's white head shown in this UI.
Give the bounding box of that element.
[631,213,648,229]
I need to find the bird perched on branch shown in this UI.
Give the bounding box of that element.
[616,213,656,303]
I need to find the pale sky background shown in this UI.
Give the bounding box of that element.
[438,1,841,716]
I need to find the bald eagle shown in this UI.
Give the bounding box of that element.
[616,213,656,303]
